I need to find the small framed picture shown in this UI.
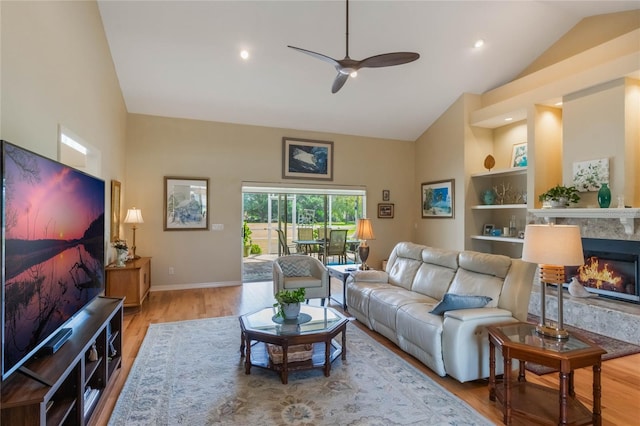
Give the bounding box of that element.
[378,203,394,219]
[510,142,527,168]
[483,224,495,236]
[382,189,390,201]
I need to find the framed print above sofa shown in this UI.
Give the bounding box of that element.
[421,179,454,218]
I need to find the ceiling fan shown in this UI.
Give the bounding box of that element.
[288,0,420,93]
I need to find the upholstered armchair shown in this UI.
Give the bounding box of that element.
[273,255,329,306]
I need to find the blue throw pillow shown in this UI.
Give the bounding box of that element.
[429,293,492,315]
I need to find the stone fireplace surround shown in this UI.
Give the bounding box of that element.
[526,212,640,345]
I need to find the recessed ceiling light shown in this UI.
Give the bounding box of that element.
[504,117,513,122]
[474,39,485,49]
[350,71,358,78]
[240,50,249,60]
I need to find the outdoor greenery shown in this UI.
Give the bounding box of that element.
[243,194,362,224]
[242,221,252,246]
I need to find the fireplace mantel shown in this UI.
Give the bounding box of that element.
[529,208,640,235]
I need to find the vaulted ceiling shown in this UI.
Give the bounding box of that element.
[98,1,640,141]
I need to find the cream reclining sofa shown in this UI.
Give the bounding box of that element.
[346,242,535,383]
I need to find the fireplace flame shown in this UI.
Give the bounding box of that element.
[577,256,625,292]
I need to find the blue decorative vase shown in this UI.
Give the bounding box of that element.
[598,183,611,208]
[482,189,496,205]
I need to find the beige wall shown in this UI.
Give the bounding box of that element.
[126,114,415,288]
[563,78,635,207]
[1,1,128,261]
[413,94,468,250]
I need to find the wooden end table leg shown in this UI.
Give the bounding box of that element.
[240,331,245,357]
[559,371,569,425]
[341,328,347,360]
[281,344,289,384]
[244,335,252,375]
[324,340,331,377]
[489,339,496,402]
[593,362,602,426]
[504,356,512,425]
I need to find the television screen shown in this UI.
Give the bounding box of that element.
[1,140,105,380]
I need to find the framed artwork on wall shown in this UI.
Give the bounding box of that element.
[110,180,121,242]
[282,137,333,181]
[164,176,209,231]
[378,203,394,218]
[382,189,390,201]
[510,142,528,168]
[421,179,454,218]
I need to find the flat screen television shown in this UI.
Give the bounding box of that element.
[1,140,105,380]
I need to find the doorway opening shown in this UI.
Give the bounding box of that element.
[242,184,366,283]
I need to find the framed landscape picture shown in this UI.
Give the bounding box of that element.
[378,203,394,219]
[510,142,528,168]
[164,176,209,230]
[282,137,333,181]
[421,179,454,218]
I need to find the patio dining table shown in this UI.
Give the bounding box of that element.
[292,239,360,258]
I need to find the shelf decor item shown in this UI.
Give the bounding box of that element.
[510,142,527,168]
[483,154,495,171]
[481,189,496,205]
[273,288,306,319]
[538,185,580,208]
[598,183,611,208]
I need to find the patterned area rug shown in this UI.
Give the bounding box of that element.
[109,316,492,425]
[525,314,640,375]
[243,260,273,282]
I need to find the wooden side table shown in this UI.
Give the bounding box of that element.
[488,322,606,425]
[106,257,151,307]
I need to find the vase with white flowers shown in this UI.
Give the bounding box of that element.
[112,239,129,267]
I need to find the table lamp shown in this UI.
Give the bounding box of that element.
[124,207,144,259]
[522,223,583,339]
[353,218,375,270]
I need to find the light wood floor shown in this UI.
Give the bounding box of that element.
[93,281,640,426]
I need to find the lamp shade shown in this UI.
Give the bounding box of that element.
[353,218,375,241]
[124,208,144,224]
[522,224,583,266]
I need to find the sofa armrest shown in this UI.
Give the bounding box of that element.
[443,307,514,322]
[442,307,518,383]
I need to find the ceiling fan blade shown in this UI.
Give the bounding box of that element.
[359,52,420,69]
[331,73,349,93]
[288,45,339,67]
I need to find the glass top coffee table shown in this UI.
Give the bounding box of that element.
[239,305,348,384]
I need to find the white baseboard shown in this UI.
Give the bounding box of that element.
[150,281,241,292]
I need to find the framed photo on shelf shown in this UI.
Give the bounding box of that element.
[510,142,527,168]
[421,179,454,218]
[282,137,333,181]
[382,189,390,201]
[110,180,121,242]
[164,176,209,231]
[377,203,394,218]
[483,224,495,236]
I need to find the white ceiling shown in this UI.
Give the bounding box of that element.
[97,1,639,141]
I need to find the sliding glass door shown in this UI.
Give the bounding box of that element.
[242,185,366,282]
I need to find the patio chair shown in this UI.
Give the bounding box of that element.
[276,229,296,255]
[273,255,329,305]
[296,227,316,255]
[319,229,347,264]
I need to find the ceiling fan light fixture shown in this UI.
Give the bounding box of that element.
[474,39,485,49]
[287,0,419,93]
[240,50,249,60]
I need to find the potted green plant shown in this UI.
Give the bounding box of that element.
[242,221,252,257]
[538,185,580,208]
[273,288,306,319]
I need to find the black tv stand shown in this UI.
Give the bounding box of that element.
[18,366,54,387]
